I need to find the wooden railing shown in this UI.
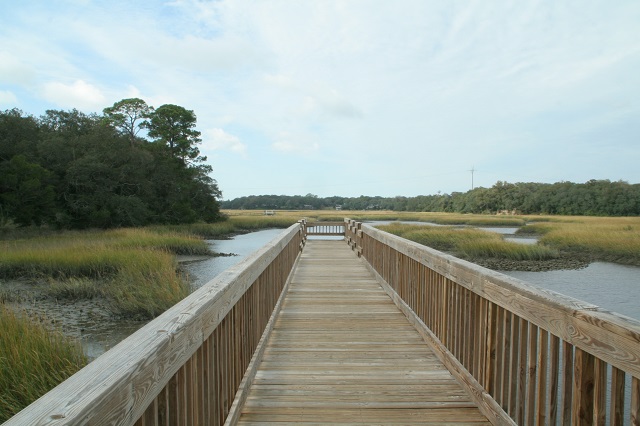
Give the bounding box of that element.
[6,223,305,426]
[304,221,346,237]
[346,220,640,426]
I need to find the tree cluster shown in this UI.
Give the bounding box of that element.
[222,180,640,216]
[1,99,222,228]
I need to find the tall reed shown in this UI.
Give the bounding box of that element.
[0,228,202,317]
[0,306,87,423]
[535,217,640,265]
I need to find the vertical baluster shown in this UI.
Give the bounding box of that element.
[508,316,520,419]
[501,311,512,410]
[494,306,505,405]
[562,341,574,425]
[468,293,477,377]
[485,303,497,393]
[478,297,488,386]
[536,329,548,426]
[573,348,595,425]
[609,367,625,426]
[631,376,639,426]
[548,334,560,426]
[517,319,528,425]
[527,324,539,426]
[593,358,607,426]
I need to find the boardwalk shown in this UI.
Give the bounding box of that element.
[236,240,490,425]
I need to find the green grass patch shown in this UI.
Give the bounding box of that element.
[150,216,299,239]
[537,218,640,265]
[458,240,558,261]
[377,223,558,261]
[0,306,87,423]
[0,228,198,318]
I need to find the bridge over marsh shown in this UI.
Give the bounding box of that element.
[6,220,640,425]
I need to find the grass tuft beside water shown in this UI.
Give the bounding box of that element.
[0,306,87,423]
[378,223,558,261]
[0,228,203,318]
[532,218,640,265]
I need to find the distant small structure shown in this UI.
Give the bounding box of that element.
[264,210,275,216]
[335,205,342,211]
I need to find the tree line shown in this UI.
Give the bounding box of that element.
[0,99,222,228]
[222,180,640,216]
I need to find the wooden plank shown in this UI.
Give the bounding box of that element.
[235,240,491,425]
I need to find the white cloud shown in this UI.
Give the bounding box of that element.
[41,80,106,110]
[0,52,36,86]
[205,128,247,155]
[301,90,363,120]
[272,132,320,155]
[0,90,18,106]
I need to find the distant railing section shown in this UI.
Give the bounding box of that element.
[348,219,640,426]
[6,223,305,426]
[304,221,346,237]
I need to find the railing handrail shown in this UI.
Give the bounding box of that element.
[6,223,304,425]
[360,222,640,377]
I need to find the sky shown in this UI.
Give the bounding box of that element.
[1,0,639,200]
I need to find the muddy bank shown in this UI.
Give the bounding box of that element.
[0,278,144,360]
[470,252,592,272]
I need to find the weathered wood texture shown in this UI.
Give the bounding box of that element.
[235,240,490,425]
[353,220,640,426]
[5,224,305,426]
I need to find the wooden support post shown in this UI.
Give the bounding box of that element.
[572,348,595,426]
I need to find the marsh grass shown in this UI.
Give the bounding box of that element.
[0,305,87,423]
[535,218,640,265]
[151,216,299,239]
[0,228,202,317]
[378,223,558,261]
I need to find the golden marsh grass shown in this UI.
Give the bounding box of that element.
[0,228,203,317]
[378,223,558,261]
[0,306,87,422]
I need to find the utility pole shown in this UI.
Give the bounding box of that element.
[469,166,475,190]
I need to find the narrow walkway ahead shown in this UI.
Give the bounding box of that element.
[237,240,490,425]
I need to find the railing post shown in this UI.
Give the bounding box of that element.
[572,348,595,425]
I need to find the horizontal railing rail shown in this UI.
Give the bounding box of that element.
[304,221,346,237]
[6,223,305,426]
[347,219,640,426]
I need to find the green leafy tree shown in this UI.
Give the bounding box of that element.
[146,104,203,163]
[103,98,153,146]
[0,155,55,226]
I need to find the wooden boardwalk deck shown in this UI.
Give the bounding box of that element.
[235,240,491,425]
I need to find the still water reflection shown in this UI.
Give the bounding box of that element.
[499,262,640,321]
[185,228,286,289]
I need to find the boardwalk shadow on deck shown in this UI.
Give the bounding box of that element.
[235,240,490,425]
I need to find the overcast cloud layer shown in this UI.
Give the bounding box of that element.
[2,0,639,199]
